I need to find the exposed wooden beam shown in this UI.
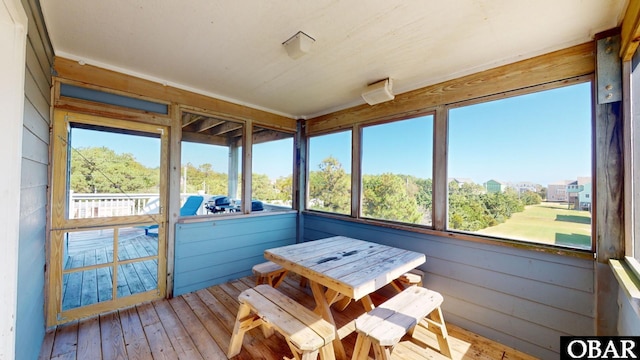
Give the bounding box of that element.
[181,113,204,127]
[621,0,640,61]
[189,117,226,133]
[252,129,293,145]
[205,121,243,136]
[181,131,228,147]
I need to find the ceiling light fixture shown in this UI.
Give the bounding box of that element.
[361,78,394,105]
[283,31,315,59]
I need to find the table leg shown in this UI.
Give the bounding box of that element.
[360,295,374,312]
[309,281,347,360]
[334,296,352,311]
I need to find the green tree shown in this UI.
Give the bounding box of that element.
[448,181,530,231]
[182,162,228,195]
[274,175,293,202]
[252,173,276,201]
[520,190,542,205]
[308,156,350,213]
[448,181,493,231]
[362,173,422,223]
[70,147,157,193]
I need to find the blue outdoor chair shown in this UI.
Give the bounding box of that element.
[142,195,204,235]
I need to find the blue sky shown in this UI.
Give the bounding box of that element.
[72,82,591,187]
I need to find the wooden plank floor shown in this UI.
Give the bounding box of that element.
[40,274,538,360]
[62,232,159,310]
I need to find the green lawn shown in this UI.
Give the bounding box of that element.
[476,202,591,249]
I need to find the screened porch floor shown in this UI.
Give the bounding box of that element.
[62,229,159,311]
[40,274,537,360]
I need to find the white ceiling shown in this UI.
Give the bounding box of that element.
[40,0,627,119]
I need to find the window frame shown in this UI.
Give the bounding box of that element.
[443,79,594,251]
[305,128,354,216]
[624,47,640,270]
[251,124,296,211]
[303,76,595,258]
[358,113,435,227]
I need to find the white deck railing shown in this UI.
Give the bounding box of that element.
[68,192,160,219]
[68,192,292,219]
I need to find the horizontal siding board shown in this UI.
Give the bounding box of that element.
[173,213,297,296]
[21,158,48,188]
[23,97,51,144]
[26,43,50,99]
[19,201,46,238]
[20,185,47,219]
[176,213,296,243]
[176,228,295,259]
[17,15,51,360]
[22,0,54,73]
[24,68,50,121]
[176,238,294,273]
[173,256,261,296]
[617,288,640,334]
[442,297,567,359]
[426,256,594,317]
[22,126,49,164]
[427,271,593,335]
[442,294,572,354]
[302,213,595,359]
[443,312,559,360]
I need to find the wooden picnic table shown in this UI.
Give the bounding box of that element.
[264,236,426,360]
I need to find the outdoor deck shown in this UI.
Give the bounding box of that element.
[62,229,159,310]
[40,274,537,360]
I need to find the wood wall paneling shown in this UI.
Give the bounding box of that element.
[173,213,297,296]
[17,0,53,358]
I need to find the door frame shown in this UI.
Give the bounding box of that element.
[47,110,169,326]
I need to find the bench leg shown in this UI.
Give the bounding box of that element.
[333,295,351,311]
[227,302,252,358]
[390,279,405,293]
[351,333,372,360]
[372,344,392,360]
[256,270,288,288]
[319,342,336,360]
[429,307,452,358]
[284,339,335,360]
[271,269,288,288]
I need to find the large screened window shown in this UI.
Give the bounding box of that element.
[181,113,244,214]
[68,125,161,219]
[447,82,593,250]
[307,130,352,214]
[252,126,294,211]
[361,115,433,225]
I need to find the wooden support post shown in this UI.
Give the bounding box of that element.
[595,32,625,335]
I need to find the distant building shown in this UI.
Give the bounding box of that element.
[507,181,539,195]
[547,177,591,210]
[547,180,571,202]
[485,179,505,193]
[577,177,592,211]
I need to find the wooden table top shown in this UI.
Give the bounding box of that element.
[264,236,426,300]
